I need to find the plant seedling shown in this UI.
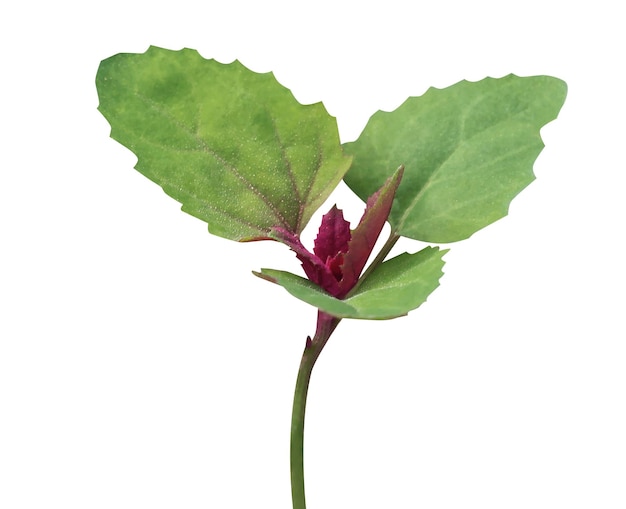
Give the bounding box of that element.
[96,46,566,508]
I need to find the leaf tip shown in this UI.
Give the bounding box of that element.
[252,270,277,284]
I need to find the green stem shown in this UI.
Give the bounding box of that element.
[290,231,399,508]
[291,312,339,509]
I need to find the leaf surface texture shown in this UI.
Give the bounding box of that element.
[97,46,351,241]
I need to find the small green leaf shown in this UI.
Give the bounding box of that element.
[343,75,567,243]
[257,246,446,319]
[96,46,351,241]
[254,269,359,317]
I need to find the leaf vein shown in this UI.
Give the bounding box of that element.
[157,174,268,238]
[267,111,303,226]
[296,135,324,232]
[134,91,292,230]
[397,107,533,231]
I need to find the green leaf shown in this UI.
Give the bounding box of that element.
[257,246,446,319]
[343,74,567,243]
[96,46,352,241]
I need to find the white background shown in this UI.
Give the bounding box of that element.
[1,1,625,508]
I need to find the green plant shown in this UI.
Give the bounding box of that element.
[96,46,566,508]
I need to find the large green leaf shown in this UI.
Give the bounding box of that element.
[96,46,352,241]
[257,247,446,319]
[343,75,567,243]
